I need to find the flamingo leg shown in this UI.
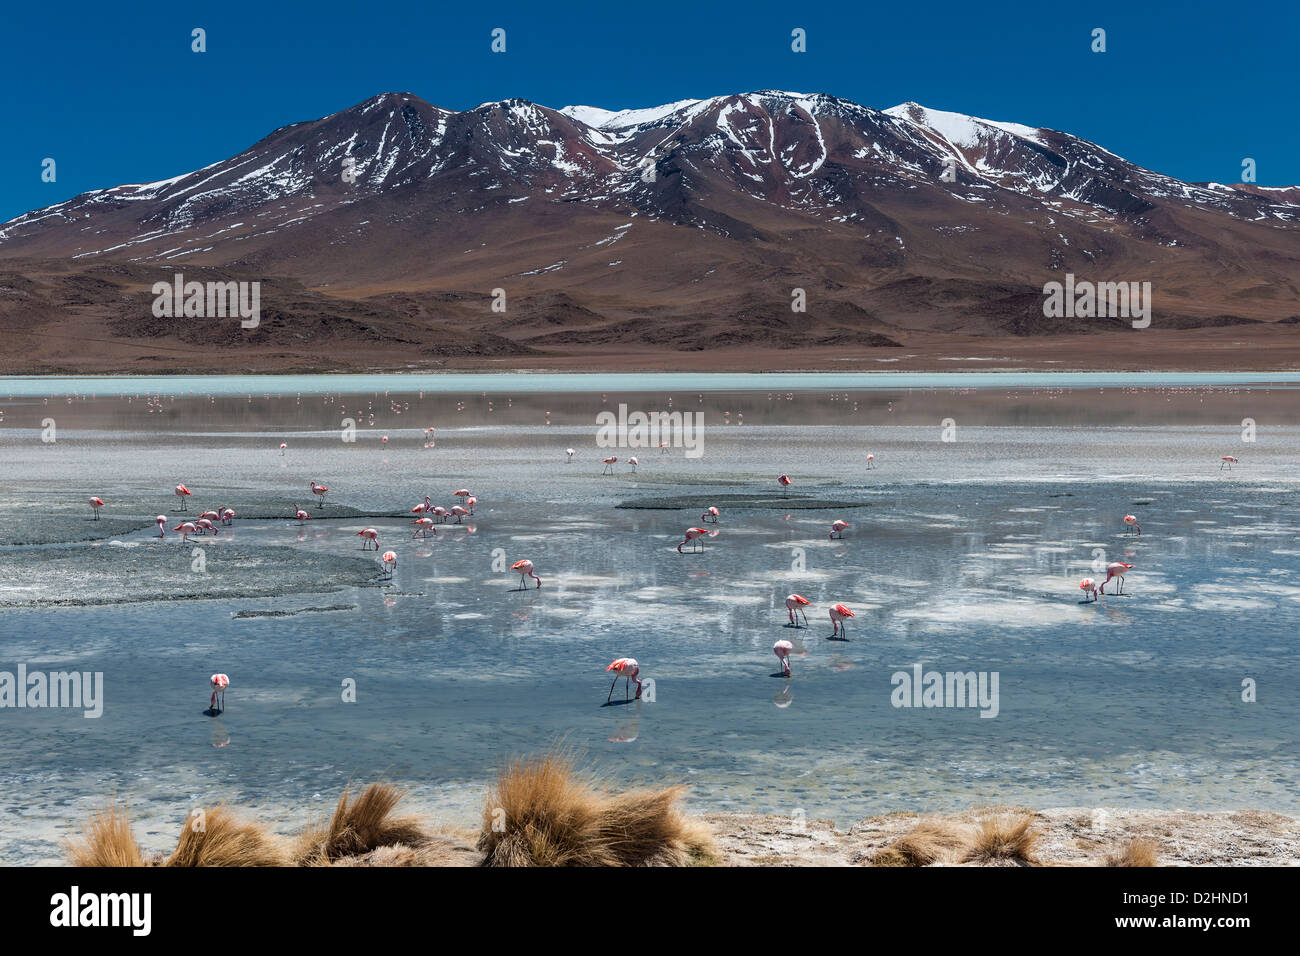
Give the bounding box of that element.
[606,678,618,703]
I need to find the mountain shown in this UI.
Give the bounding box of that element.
[2,90,1298,373]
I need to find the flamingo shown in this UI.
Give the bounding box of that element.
[197,509,220,524]
[511,559,541,590]
[785,594,811,627]
[450,505,469,523]
[423,428,436,448]
[173,521,197,541]
[677,527,710,553]
[1123,514,1141,535]
[88,496,104,520]
[1079,578,1100,602]
[465,495,477,514]
[209,673,228,713]
[605,658,641,702]
[357,527,380,549]
[411,496,433,514]
[601,456,618,475]
[830,519,850,539]
[659,441,668,455]
[381,550,397,579]
[566,448,575,462]
[829,603,855,639]
[196,518,219,535]
[155,515,167,537]
[293,505,312,522]
[279,443,286,455]
[701,506,719,523]
[430,505,449,523]
[175,484,193,511]
[453,489,471,501]
[773,640,793,677]
[866,454,875,470]
[778,474,792,488]
[310,481,329,508]
[220,508,236,526]
[411,518,435,539]
[628,457,638,472]
[1099,562,1133,595]
[1220,456,1238,471]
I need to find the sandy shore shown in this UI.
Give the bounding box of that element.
[703,807,1299,866]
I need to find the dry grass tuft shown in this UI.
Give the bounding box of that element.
[293,782,430,865]
[965,814,1040,864]
[1105,837,1160,867]
[65,803,146,867]
[872,820,974,867]
[477,752,714,866]
[165,806,288,867]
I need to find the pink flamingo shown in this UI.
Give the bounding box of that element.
[450,505,469,523]
[293,505,312,522]
[196,518,219,535]
[677,527,710,553]
[602,456,618,475]
[1123,514,1141,535]
[155,515,167,537]
[701,506,719,523]
[381,550,397,579]
[1079,578,1100,602]
[310,481,329,508]
[566,448,575,462]
[173,521,197,541]
[411,518,435,538]
[358,527,380,549]
[1099,562,1134,595]
[209,673,228,713]
[511,559,541,590]
[659,441,668,455]
[785,594,811,627]
[197,509,220,523]
[89,496,104,520]
[830,519,850,539]
[411,496,433,514]
[773,640,793,677]
[430,505,449,523]
[628,457,638,472]
[778,474,792,488]
[175,484,193,511]
[829,603,855,639]
[465,495,477,514]
[453,489,471,501]
[279,443,286,455]
[220,508,236,526]
[866,454,875,470]
[381,435,388,445]
[1220,456,1238,471]
[605,658,641,702]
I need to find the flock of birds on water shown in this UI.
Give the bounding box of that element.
[78,441,1247,713]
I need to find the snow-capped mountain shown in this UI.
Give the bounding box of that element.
[1,90,1297,373]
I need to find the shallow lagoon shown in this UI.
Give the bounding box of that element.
[0,378,1297,864]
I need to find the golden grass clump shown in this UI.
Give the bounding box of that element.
[165,806,288,867]
[1105,837,1160,867]
[293,783,431,866]
[873,820,974,867]
[964,814,1039,864]
[65,803,146,867]
[477,752,714,866]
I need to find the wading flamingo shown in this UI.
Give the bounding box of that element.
[511,559,541,590]
[293,505,312,522]
[1099,562,1133,595]
[778,474,792,488]
[173,521,198,541]
[381,550,397,579]
[605,658,641,702]
[450,505,469,523]
[89,496,104,520]
[1124,514,1141,535]
[411,518,435,539]
[430,505,449,523]
[209,673,229,713]
[411,496,433,514]
[465,495,477,514]
[829,603,855,639]
[628,457,638,472]
[866,454,875,470]
[566,448,575,461]
[677,527,710,553]
[358,528,380,549]
[196,518,219,535]
[602,456,618,475]
[381,436,389,446]
[453,489,471,501]
[1220,456,1238,471]
[424,428,435,448]
[310,481,329,508]
[175,484,193,511]
[701,506,719,523]
[785,594,811,627]
[279,443,286,455]
[220,508,236,526]
[773,640,793,677]
[197,509,220,524]
[155,515,167,537]
[830,519,850,539]
[1079,578,1100,602]
[659,441,668,455]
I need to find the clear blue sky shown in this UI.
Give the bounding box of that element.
[1,0,1296,221]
